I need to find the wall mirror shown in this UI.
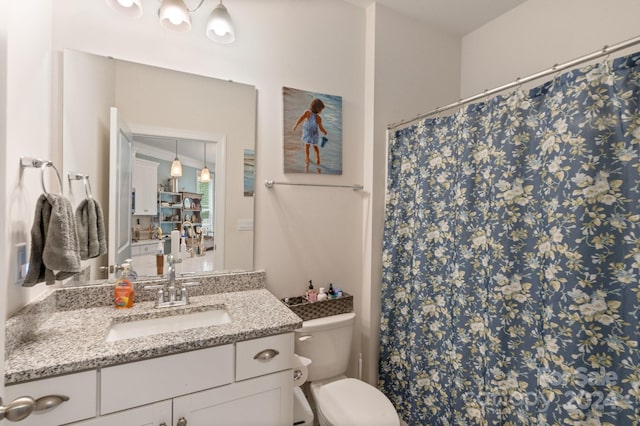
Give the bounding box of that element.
[62,49,256,284]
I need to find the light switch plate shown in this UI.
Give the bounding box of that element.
[237,218,254,231]
[16,243,28,284]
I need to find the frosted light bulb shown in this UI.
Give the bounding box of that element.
[169,12,183,25]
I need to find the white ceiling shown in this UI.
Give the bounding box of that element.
[343,0,527,36]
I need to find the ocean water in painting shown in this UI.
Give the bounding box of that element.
[283,87,343,174]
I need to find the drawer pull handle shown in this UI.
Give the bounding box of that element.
[253,349,280,361]
[298,335,312,342]
[0,396,35,422]
[34,394,70,413]
[177,417,188,426]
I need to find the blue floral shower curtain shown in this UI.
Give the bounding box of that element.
[379,51,640,425]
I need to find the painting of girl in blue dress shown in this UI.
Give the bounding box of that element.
[284,86,342,174]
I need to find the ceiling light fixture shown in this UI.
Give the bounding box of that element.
[206,1,235,44]
[170,140,183,177]
[105,0,143,18]
[158,0,191,32]
[201,143,211,183]
[105,0,236,43]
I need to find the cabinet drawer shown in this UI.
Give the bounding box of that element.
[131,242,156,257]
[5,371,97,426]
[101,345,234,414]
[236,333,293,381]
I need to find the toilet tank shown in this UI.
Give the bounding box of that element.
[294,312,355,382]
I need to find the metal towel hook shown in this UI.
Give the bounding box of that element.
[20,156,63,196]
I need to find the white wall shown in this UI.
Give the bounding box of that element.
[5,0,53,316]
[361,3,461,384]
[0,0,8,392]
[461,0,640,97]
[62,50,115,282]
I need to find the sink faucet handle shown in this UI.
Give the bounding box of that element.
[180,281,201,304]
[143,284,165,305]
[166,253,182,266]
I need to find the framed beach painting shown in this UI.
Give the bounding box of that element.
[283,86,343,174]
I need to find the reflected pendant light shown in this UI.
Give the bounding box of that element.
[201,143,211,183]
[105,0,143,18]
[158,0,192,32]
[170,140,183,177]
[206,1,235,44]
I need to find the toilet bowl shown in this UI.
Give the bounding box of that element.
[295,313,399,426]
[311,377,399,426]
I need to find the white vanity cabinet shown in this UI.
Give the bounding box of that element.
[133,157,158,216]
[60,333,294,426]
[173,333,294,425]
[173,369,292,426]
[100,345,235,415]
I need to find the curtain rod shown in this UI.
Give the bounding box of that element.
[388,34,640,130]
[264,179,364,191]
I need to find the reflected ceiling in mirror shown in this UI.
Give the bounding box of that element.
[62,49,256,285]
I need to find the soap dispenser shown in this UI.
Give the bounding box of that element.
[156,239,164,276]
[306,280,317,302]
[114,263,134,309]
[328,283,336,299]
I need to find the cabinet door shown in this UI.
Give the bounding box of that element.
[133,158,158,215]
[69,400,171,426]
[173,370,293,426]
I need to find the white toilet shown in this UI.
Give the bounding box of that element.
[294,312,399,426]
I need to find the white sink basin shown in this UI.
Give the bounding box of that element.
[106,308,231,342]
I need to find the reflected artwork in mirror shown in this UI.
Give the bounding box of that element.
[62,49,256,285]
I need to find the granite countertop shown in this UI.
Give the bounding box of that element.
[5,272,302,385]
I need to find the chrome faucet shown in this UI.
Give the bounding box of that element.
[144,254,201,308]
[166,254,179,303]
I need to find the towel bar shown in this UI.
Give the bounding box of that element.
[20,157,63,196]
[68,172,93,199]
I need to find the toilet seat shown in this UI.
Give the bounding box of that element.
[313,378,399,426]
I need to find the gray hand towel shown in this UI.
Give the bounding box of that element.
[24,194,82,286]
[76,197,107,260]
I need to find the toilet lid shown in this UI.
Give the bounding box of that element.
[316,378,399,426]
